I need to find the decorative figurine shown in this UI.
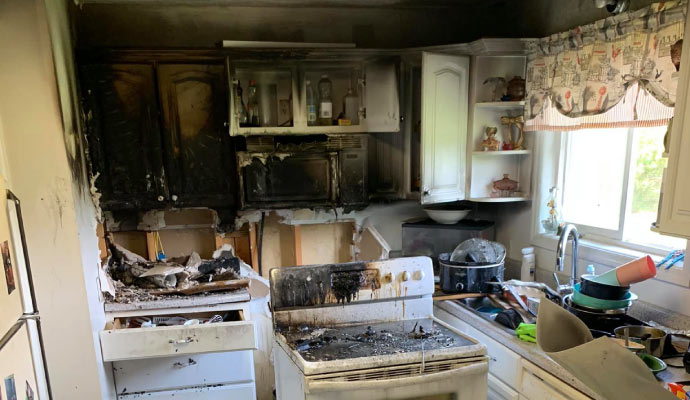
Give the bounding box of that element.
[500,115,525,150]
[507,76,526,101]
[492,174,518,197]
[541,186,563,234]
[481,127,500,151]
[483,77,507,102]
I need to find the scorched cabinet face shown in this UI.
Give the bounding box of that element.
[81,63,237,211]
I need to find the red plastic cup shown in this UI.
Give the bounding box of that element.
[615,256,656,286]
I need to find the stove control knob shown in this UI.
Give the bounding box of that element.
[401,271,410,281]
[414,270,425,280]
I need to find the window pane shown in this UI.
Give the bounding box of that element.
[562,128,628,231]
[624,126,687,251]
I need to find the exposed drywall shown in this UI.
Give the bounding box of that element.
[300,222,354,265]
[0,1,112,398]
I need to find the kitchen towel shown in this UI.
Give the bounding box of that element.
[536,299,676,400]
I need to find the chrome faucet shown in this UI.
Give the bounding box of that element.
[554,224,579,297]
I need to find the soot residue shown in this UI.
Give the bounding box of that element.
[331,271,364,304]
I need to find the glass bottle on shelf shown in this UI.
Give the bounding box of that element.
[246,80,260,127]
[318,74,333,126]
[541,186,563,234]
[306,80,317,126]
[342,86,359,125]
[236,81,248,127]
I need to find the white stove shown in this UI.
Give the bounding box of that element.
[270,257,488,400]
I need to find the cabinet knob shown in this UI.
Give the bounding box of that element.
[157,196,165,202]
[171,194,178,202]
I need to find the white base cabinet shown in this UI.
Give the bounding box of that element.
[434,305,592,400]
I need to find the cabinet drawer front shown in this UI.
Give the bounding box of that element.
[519,360,591,400]
[101,320,256,362]
[488,374,519,400]
[118,382,256,400]
[435,307,521,389]
[114,351,254,393]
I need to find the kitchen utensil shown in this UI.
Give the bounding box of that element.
[506,285,533,316]
[637,353,667,374]
[572,283,637,310]
[614,326,667,357]
[438,252,505,294]
[563,295,628,333]
[423,209,471,225]
[495,308,523,330]
[580,274,630,300]
[592,256,655,286]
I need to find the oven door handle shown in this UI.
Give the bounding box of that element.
[305,359,488,394]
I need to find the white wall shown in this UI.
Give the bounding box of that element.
[0,0,113,398]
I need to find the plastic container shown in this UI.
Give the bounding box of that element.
[246,80,260,127]
[592,256,656,286]
[306,80,317,126]
[236,82,248,126]
[520,247,535,281]
[343,87,359,124]
[318,75,333,126]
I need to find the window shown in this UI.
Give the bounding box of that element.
[560,126,686,254]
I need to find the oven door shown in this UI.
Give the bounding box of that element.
[239,152,338,209]
[303,357,488,400]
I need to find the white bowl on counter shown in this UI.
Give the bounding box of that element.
[424,209,471,224]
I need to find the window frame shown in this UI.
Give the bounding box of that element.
[530,129,689,287]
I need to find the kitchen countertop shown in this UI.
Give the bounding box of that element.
[435,299,690,399]
[435,300,602,399]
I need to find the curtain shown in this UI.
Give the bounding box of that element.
[525,1,686,132]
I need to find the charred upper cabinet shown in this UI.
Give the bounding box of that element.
[228,57,400,135]
[81,62,236,211]
[81,64,166,209]
[157,64,236,208]
[420,52,469,204]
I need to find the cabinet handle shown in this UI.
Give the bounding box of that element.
[157,196,165,202]
[169,338,193,345]
[171,194,178,202]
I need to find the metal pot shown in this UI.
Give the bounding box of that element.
[614,326,667,357]
[438,252,504,293]
[563,295,627,333]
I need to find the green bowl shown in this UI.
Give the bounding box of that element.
[572,283,637,310]
[637,353,667,375]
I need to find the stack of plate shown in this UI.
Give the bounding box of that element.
[572,279,638,310]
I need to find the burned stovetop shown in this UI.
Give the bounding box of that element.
[277,318,474,362]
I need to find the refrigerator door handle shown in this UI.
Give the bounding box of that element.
[6,190,53,400]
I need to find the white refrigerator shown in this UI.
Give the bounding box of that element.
[0,177,50,400]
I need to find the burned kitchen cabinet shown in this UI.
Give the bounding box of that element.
[81,64,166,209]
[157,64,236,208]
[81,61,237,211]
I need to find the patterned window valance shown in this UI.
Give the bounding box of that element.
[525,1,686,132]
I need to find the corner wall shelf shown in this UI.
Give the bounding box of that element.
[475,101,525,110]
[472,150,531,156]
[469,197,530,203]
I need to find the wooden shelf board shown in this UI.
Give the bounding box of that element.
[475,101,525,110]
[469,196,530,203]
[472,150,531,156]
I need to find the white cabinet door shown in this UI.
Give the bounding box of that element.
[519,359,592,400]
[363,59,400,132]
[421,52,469,204]
[657,13,690,238]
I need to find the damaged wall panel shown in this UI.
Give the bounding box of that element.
[300,222,354,266]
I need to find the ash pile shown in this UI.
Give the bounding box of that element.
[106,242,245,303]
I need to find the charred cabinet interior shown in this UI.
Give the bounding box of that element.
[237,135,367,209]
[81,60,237,211]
